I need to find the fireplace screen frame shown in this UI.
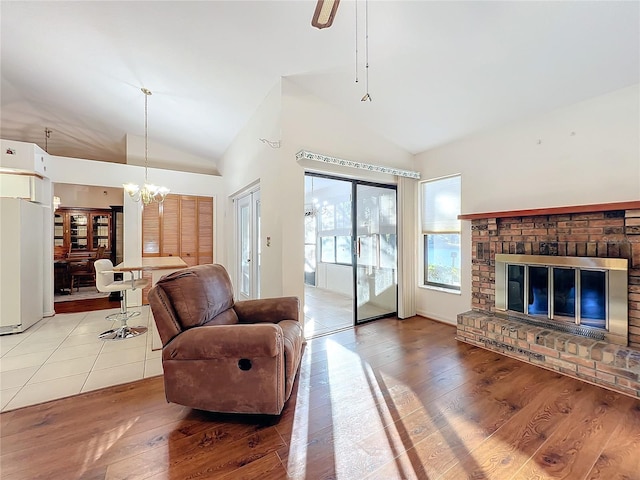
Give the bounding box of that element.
[495,254,628,346]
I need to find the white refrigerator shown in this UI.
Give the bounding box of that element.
[0,197,44,334]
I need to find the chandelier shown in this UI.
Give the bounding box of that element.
[123,88,169,205]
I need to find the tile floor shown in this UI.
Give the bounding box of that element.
[0,286,367,413]
[0,305,161,412]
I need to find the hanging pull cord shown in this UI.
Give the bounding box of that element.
[361,0,371,101]
[355,0,359,83]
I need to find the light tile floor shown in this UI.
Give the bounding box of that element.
[0,287,379,412]
[0,306,161,412]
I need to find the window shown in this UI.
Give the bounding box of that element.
[421,175,461,290]
[320,235,352,265]
[321,237,336,263]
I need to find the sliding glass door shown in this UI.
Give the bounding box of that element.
[355,183,398,324]
[304,173,397,329]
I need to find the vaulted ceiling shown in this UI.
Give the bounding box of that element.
[1,1,638,174]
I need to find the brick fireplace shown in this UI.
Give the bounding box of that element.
[457,201,640,398]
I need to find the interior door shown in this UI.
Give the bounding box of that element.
[236,188,261,300]
[355,183,398,324]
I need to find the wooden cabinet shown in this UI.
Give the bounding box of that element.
[142,193,214,265]
[179,195,198,266]
[54,207,112,261]
[161,195,180,258]
[141,194,214,303]
[198,197,214,265]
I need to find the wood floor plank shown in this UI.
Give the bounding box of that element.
[437,375,585,480]
[385,368,566,479]
[107,426,285,480]
[1,316,639,480]
[512,387,634,480]
[279,341,527,478]
[585,402,640,480]
[218,451,288,480]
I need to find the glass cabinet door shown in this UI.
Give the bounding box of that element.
[92,214,110,249]
[54,213,65,247]
[69,213,89,251]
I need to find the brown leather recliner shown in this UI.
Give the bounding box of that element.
[148,264,304,415]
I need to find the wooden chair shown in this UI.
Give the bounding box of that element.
[69,245,107,292]
[70,259,97,292]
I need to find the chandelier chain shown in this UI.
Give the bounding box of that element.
[144,89,149,182]
[123,87,169,205]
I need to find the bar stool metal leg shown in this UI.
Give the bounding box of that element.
[98,290,148,340]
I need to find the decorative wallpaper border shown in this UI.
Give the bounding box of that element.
[296,150,420,179]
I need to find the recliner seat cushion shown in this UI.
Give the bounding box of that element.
[155,264,238,329]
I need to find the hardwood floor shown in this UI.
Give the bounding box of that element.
[53,296,121,314]
[1,316,639,480]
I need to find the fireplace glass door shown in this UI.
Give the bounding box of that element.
[496,254,627,345]
[506,263,607,330]
[529,266,549,316]
[580,270,606,329]
[553,268,575,320]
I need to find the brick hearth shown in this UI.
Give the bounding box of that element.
[458,310,640,398]
[457,203,640,398]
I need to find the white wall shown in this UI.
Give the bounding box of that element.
[47,155,226,305]
[414,83,640,325]
[280,78,415,311]
[126,134,219,175]
[218,82,283,297]
[54,184,123,209]
[219,78,415,316]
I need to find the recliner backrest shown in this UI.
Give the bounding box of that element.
[153,264,238,331]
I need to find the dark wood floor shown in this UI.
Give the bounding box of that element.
[1,316,639,479]
[53,296,121,314]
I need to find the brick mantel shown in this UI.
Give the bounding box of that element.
[459,200,640,220]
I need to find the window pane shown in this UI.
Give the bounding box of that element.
[359,234,377,267]
[320,204,335,230]
[421,175,461,233]
[304,213,316,244]
[424,234,460,289]
[335,201,351,229]
[380,233,396,269]
[321,237,335,263]
[336,235,352,264]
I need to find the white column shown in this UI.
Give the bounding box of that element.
[123,194,143,307]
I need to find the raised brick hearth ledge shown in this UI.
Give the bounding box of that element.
[458,310,640,398]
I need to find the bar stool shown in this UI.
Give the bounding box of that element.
[94,259,150,340]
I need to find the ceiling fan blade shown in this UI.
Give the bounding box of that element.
[311,0,340,29]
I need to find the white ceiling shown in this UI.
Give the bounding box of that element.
[1,1,638,174]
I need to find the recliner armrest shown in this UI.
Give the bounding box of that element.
[163,323,283,360]
[234,297,299,324]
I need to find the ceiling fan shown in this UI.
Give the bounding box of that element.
[311,0,340,29]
